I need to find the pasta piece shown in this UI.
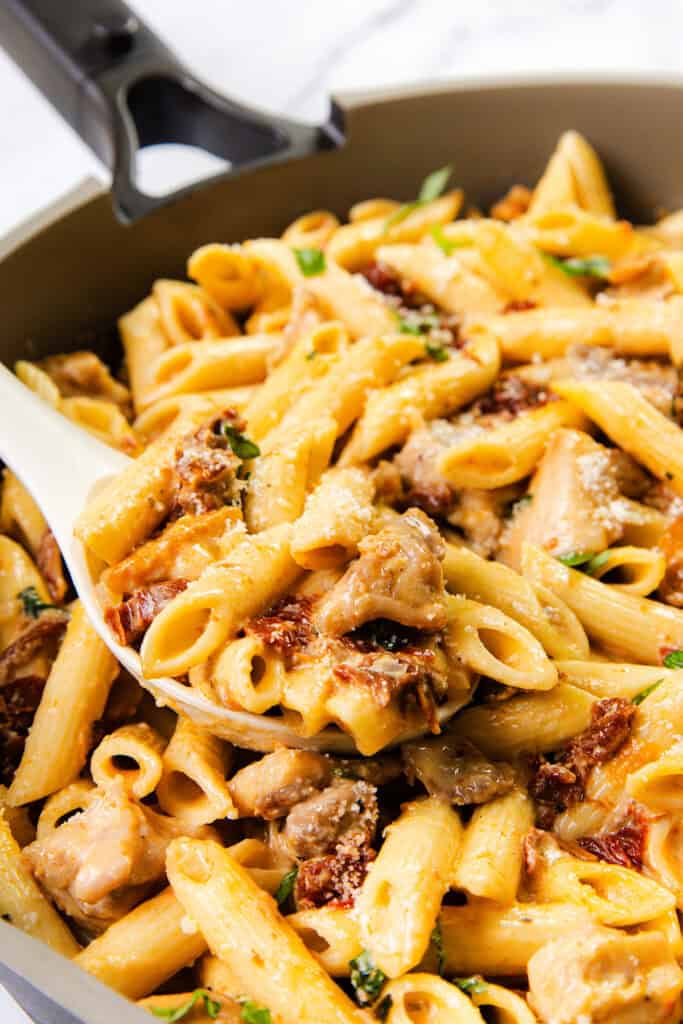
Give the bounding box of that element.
[196,634,284,715]
[442,542,589,660]
[449,683,595,758]
[452,789,534,903]
[626,740,683,811]
[471,982,537,1024]
[290,466,375,570]
[282,209,340,249]
[74,887,206,999]
[36,779,96,840]
[9,601,118,806]
[287,907,364,976]
[556,660,671,700]
[166,836,368,1024]
[140,523,301,677]
[524,204,635,258]
[188,244,263,311]
[153,279,239,345]
[529,130,616,217]
[445,595,558,691]
[119,296,170,414]
[355,797,462,977]
[586,544,666,596]
[380,974,482,1024]
[376,241,504,315]
[0,813,79,956]
[437,400,587,489]
[156,718,237,825]
[133,388,255,444]
[0,534,52,648]
[522,543,683,663]
[553,377,683,496]
[340,331,501,465]
[90,722,166,799]
[471,297,683,361]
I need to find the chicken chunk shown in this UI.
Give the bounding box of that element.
[283,778,378,860]
[401,733,515,805]
[23,781,207,933]
[227,748,332,820]
[528,926,683,1024]
[314,509,448,636]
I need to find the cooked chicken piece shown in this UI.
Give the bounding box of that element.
[528,926,683,1024]
[330,755,402,786]
[500,429,638,570]
[228,748,331,820]
[283,778,378,860]
[314,508,448,636]
[401,733,515,805]
[23,781,208,933]
[394,425,454,519]
[447,486,520,558]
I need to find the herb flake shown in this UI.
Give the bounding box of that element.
[557,551,597,568]
[275,866,298,908]
[375,994,393,1020]
[222,423,260,460]
[455,976,488,996]
[430,223,470,256]
[431,919,445,976]
[349,950,387,1006]
[425,339,449,362]
[632,679,664,705]
[546,254,611,278]
[664,650,683,669]
[294,247,326,276]
[240,1001,272,1024]
[150,989,221,1022]
[17,586,56,619]
[385,165,453,231]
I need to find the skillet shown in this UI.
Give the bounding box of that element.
[3,2,683,1021]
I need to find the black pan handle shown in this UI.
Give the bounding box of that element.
[0,0,344,223]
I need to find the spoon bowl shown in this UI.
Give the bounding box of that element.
[0,365,465,752]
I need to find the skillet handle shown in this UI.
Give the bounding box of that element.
[0,0,343,223]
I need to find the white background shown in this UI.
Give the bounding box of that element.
[2,0,683,1019]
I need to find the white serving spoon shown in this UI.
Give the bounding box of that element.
[0,365,466,753]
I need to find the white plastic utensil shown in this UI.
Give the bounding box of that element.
[0,365,465,752]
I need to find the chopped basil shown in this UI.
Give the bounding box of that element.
[293,247,326,276]
[557,550,611,575]
[430,223,470,256]
[349,950,387,1005]
[546,254,611,278]
[431,919,445,976]
[394,309,442,339]
[305,350,317,360]
[222,423,260,460]
[150,989,221,1021]
[17,586,56,619]
[385,165,453,230]
[375,994,393,1020]
[455,976,488,996]
[240,1001,272,1024]
[424,339,449,362]
[632,679,664,705]
[663,649,683,669]
[275,866,298,908]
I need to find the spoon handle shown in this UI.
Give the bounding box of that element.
[0,364,129,552]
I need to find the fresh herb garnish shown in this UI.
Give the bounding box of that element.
[275,866,298,908]
[305,350,317,360]
[222,424,260,460]
[240,1001,272,1024]
[455,976,488,996]
[430,223,470,256]
[664,650,683,669]
[151,990,221,1021]
[546,254,611,278]
[393,309,440,336]
[632,679,664,705]
[17,586,56,619]
[375,994,393,1020]
[556,550,609,574]
[293,247,326,276]
[431,919,445,976]
[385,165,453,230]
[424,339,449,362]
[349,950,387,1005]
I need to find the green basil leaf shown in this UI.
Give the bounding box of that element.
[240,1000,272,1024]
[425,339,449,362]
[222,424,260,460]
[556,551,598,568]
[384,201,421,231]
[275,866,298,908]
[418,165,453,202]
[431,919,445,976]
[349,950,387,1005]
[375,994,393,1020]
[584,550,611,575]
[430,224,470,256]
[150,990,221,1021]
[632,679,665,705]
[663,649,683,669]
[17,586,56,619]
[293,247,326,276]
[455,976,488,995]
[546,254,611,278]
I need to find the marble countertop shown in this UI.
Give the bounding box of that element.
[2,0,683,1020]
